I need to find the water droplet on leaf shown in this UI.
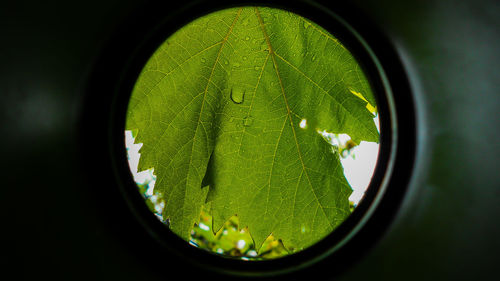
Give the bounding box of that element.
[245,36,250,41]
[301,225,309,233]
[201,58,206,63]
[299,119,307,129]
[243,117,253,127]
[254,66,261,71]
[230,88,245,104]
[260,41,268,52]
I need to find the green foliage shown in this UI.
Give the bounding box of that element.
[126,7,378,253]
[191,210,289,259]
[138,177,288,259]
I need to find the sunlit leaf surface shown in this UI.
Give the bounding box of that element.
[126,7,378,252]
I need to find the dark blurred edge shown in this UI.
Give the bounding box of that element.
[1,0,499,280]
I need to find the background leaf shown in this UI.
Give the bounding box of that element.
[126,7,378,252]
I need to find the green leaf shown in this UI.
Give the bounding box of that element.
[126,7,378,252]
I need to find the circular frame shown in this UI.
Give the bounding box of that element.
[82,0,415,279]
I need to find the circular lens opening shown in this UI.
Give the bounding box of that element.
[123,6,382,260]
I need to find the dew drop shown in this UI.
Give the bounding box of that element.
[224,59,229,65]
[299,119,307,129]
[242,56,248,61]
[303,21,311,29]
[245,36,250,41]
[311,55,316,61]
[301,225,308,233]
[254,66,261,71]
[260,41,268,52]
[243,116,253,127]
[230,88,245,104]
[201,58,206,63]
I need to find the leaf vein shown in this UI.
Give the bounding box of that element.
[256,7,334,229]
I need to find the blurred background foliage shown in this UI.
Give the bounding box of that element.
[136,181,289,259]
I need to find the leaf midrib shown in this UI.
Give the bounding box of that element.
[255,7,334,230]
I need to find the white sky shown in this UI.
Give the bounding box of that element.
[342,115,379,205]
[342,140,379,205]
